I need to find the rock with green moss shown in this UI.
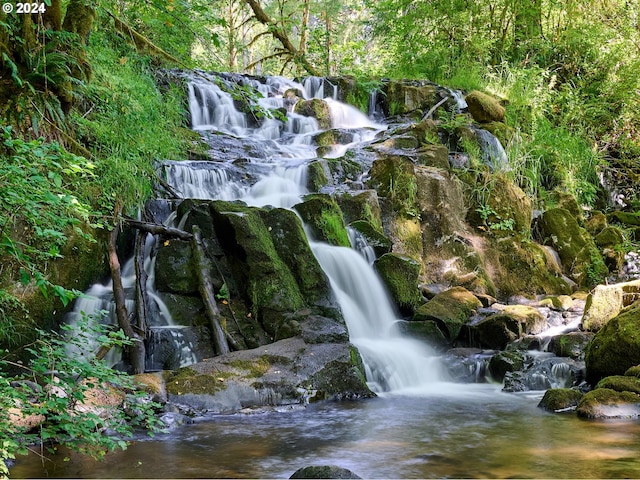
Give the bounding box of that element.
[367,155,419,218]
[335,190,383,229]
[596,375,640,394]
[164,336,373,413]
[415,145,450,169]
[466,305,546,350]
[374,253,422,314]
[313,129,356,148]
[349,220,392,257]
[581,280,640,331]
[538,208,608,286]
[488,351,524,382]
[294,98,331,129]
[538,388,584,412]
[465,90,505,123]
[413,287,482,342]
[626,365,640,377]
[586,211,608,235]
[594,226,625,248]
[290,465,362,479]
[293,194,351,247]
[397,319,448,347]
[576,388,640,419]
[154,240,199,294]
[608,211,640,227]
[549,190,583,222]
[381,80,437,116]
[307,160,331,191]
[548,331,593,359]
[479,121,513,147]
[585,303,640,385]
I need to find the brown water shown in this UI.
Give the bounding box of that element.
[11,385,640,479]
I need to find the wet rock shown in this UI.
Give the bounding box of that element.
[294,98,331,129]
[397,319,448,348]
[290,465,362,479]
[349,220,392,257]
[466,305,546,350]
[442,348,492,382]
[585,303,640,385]
[134,372,168,404]
[548,331,593,360]
[413,287,482,342]
[367,154,419,218]
[374,253,422,314]
[488,351,524,382]
[294,194,351,247]
[335,190,383,229]
[576,388,640,419]
[465,90,505,123]
[503,356,583,392]
[596,375,640,394]
[381,80,437,117]
[538,388,583,412]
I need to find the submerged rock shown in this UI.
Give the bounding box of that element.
[290,465,362,479]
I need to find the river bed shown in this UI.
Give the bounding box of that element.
[11,384,640,479]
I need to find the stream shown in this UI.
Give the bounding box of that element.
[12,387,640,478]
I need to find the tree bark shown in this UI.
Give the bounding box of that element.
[191,226,230,356]
[134,231,150,338]
[124,217,193,241]
[243,0,320,76]
[107,211,146,373]
[62,0,96,44]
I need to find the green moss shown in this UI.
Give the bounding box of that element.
[538,388,583,412]
[465,90,506,123]
[294,194,350,247]
[576,388,640,419]
[165,367,231,395]
[349,220,392,257]
[585,304,640,385]
[374,253,422,313]
[626,365,640,377]
[488,351,524,382]
[586,211,608,235]
[335,191,383,230]
[608,211,640,227]
[294,99,331,129]
[413,287,482,341]
[367,156,419,218]
[596,375,640,394]
[307,160,330,191]
[227,355,275,378]
[594,226,625,247]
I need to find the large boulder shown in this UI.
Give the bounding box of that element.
[576,388,640,419]
[294,194,351,247]
[538,388,583,413]
[164,336,373,413]
[465,305,546,350]
[335,190,383,229]
[367,155,419,219]
[537,208,608,286]
[581,280,640,331]
[413,287,482,342]
[585,303,640,385]
[294,98,331,129]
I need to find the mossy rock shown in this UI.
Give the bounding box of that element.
[576,388,640,419]
[596,375,640,395]
[549,190,583,222]
[478,121,514,147]
[465,90,505,123]
[335,190,383,229]
[209,201,306,340]
[290,465,362,479]
[294,98,331,129]
[586,211,608,236]
[397,319,448,348]
[466,305,546,350]
[594,226,624,248]
[293,194,351,247]
[349,220,392,257]
[165,367,228,396]
[312,129,356,147]
[161,293,208,327]
[538,388,583,412]
[367,155,418,218]
[415,144,450,169]
[608,211,640,227]
[585,303,640,385]
[415,166,467,236]
[154,239,199,294]
[542,295,574,311]
[382,81,437,116]
[259,208,332,306]
[488,351,524,382]
[374,253,422,314]
[581,280,640,332]
[548,331,593,359]
[307,160,331,191]
[413,287,482,341]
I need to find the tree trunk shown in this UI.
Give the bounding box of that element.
[191,226,230,356]
[42,0,62,31]
[243,0,320,76]
[134,231,150,338]
[107,211,146,373]
[514,0,542,45]
[62,0,96,44]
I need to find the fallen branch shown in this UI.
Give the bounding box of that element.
[124,217,193,241]
[191,225,230,356]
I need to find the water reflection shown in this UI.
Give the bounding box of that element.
[11,386,640,479]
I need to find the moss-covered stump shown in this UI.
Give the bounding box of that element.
[576,388,640,419]
[349,220,392,257]
[465,305,546,349]
[465,90,505,123]
[596,375,640,395]
[290,465,362,479]
[381,80,437,116]
[294,194,351,247]
[581,279,640,331]
[335,190,383,229]
[374,253,422,314]
[164,336,373,413]
[585,303,640,385]
[488,351,524,382]
[413,287,482,342]
[548,332,593,360]
[538,388,584,412]
[537,207,608,286]
[294,98,331,129]
[367,155,418,218]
